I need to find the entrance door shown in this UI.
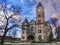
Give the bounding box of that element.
[27,35,34,41]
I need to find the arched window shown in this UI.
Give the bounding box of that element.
[38,20,41,24]
[38,29,41,33]
[38,14,41,17]
[31,27,34,33]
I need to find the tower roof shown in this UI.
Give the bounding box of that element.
[23,18,28,23]
[22,18,29,24]
[36,2,43,8]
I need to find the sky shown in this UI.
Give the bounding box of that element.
[0,0,60,21]
[0,0,60,38]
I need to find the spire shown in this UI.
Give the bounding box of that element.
[36,2,43,8]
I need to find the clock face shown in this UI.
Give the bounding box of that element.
[38,9,41,11]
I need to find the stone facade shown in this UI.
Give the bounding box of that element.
[21,2,52,42]
[56,25,60,39]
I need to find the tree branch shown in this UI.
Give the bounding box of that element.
[4,18,9,31]
[7,23,21,31]
[8,15,14,20]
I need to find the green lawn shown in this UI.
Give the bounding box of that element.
[4,43,60,45]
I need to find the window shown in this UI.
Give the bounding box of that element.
[38,14,41,17]
[38,35,41,40]
[38,9,41,11]
[58,26,60,30]
[23,23,27,25]
[30,27,34,33]
[38,29,41,33]
[25,23,27,25]
[23,27,27,30]
[38,20,41,24]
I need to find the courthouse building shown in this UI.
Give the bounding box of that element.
[21,2,52,42]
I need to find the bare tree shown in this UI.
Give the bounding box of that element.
[0,5,22,45]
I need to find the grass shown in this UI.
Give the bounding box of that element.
[3,43,60,45]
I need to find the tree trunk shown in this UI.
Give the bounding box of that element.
[0,31,7,45]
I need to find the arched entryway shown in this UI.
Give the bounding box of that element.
[27,35,35,41]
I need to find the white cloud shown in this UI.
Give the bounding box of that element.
[51,13,60,19]
[29,0,33,2]
[7,4,11,8]
[12,15,21,20]
[21,0,24,3]
[0,10,4,15]
[51,14,58,18]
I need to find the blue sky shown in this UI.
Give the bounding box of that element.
[0,0,60,21]
[0,0,60,38]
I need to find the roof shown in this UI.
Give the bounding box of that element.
[36,2,43,8]
[23,18,28,23]
[30,19,36,23]
[22,18,29,24]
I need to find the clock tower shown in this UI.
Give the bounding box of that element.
[36,2,44,24]
[35,2,45,41]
